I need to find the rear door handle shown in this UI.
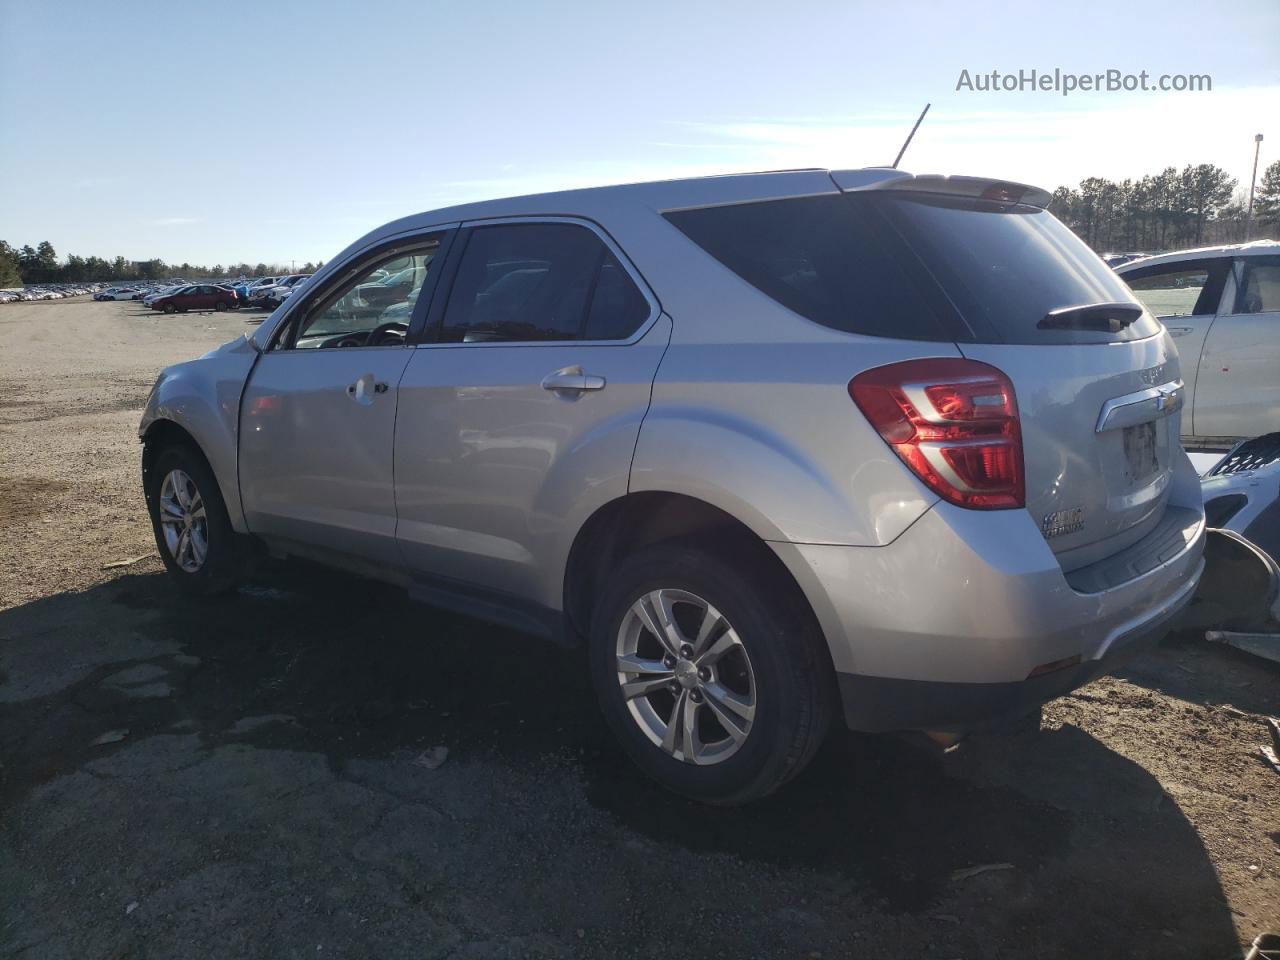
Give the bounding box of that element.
[541,367,606,394]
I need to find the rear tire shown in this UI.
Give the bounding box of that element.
[215,300,229,312]
[162,302,176,314]
[146,443,239,596]
[589,541,834,805]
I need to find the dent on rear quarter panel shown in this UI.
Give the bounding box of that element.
[140,337,258,533]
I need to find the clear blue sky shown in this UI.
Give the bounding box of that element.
[2,0,1277,266]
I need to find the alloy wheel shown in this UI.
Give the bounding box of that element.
[615,588,757,765]
[158,468,208,573]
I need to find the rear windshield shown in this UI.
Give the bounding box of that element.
[664,192,1159,345]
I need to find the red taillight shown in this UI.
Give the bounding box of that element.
[849,358,1025,510]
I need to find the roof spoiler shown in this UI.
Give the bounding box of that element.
[830,169,1053,209]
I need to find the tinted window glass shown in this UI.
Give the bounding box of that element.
[665,195,950,341]
[583,249,650,340]
[1235,257,1280,314]
[442,223,608,343]
[666,193,1160,344]
[872,193,1159,343]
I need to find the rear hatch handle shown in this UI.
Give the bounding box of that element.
[1039,302,1143,333]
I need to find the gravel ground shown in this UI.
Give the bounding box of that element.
[1,297,1277,960]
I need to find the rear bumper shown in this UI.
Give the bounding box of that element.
[834,568,1197,732]
[770,498,1206,732]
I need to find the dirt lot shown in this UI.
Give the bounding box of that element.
[1,297,1277,960]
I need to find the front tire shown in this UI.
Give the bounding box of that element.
[162,302,176,314]
[589,542,834,805]
[146,444,238,595]
[215,300,229,312]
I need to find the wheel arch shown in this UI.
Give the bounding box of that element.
[140,408,246,534]
[141,419,220,512]
[562,492,832,667]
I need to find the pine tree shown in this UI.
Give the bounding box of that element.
[1254,160,1280,229]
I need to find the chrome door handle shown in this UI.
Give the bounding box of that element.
[541,367,606,394]
[1166,326,1195,338]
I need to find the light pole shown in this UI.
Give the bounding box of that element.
[1245,133,1264,241]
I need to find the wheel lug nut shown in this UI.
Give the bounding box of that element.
[663,655,676,669]
[690,690,704,703]
[698,667,710,682]
[679,644,694,659]
[668,681,680,694]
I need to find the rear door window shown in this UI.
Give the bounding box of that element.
[439,222,650,343]
[1121,259,1230,317]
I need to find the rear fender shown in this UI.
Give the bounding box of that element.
[630,403,935,546]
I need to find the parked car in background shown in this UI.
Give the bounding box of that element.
[143,285,187,306]
[248,274,311,309]
[1117,239,1280,448]
[139,168,1206,804]
[149,284,240,314]
[0,291,19,304]
[96,287,138,301]
[235,277,275,304]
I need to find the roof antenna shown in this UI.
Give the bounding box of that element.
[891,103,930,169]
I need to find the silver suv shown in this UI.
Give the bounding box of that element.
[139,168,1206,803]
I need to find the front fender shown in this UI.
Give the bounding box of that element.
[139,337,259,533]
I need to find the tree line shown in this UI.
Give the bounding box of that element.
[1049,159,1280,253]
[4,160,1278,289]
[0,240,322,288]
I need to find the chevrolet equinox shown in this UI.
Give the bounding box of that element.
[139,168,1207,803]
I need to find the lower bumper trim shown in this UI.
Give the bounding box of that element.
[836,586,1193,733]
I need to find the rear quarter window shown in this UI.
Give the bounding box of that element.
[665,192,1161,345]
[664,195,953,341]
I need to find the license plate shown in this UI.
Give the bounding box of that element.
[1122,421,1160,484]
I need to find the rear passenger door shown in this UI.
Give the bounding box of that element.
[1122,258,1231,439]
[1195,255,1280,441]
[394,218,671,605]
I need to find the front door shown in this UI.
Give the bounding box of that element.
[394,219,668,604]
[238,233,450,563]
[1195,255,1280,441]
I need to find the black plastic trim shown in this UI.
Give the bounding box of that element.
[835,588,1192,733]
